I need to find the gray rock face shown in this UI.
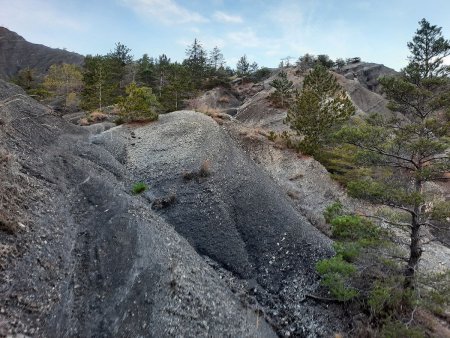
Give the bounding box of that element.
[0,27,84,79]
[127,111,332,279]
[125,111,347,336]
[340,61,397,93]
[0,80,276,337]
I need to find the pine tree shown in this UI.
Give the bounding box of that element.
[296,53,316,73]
[337,19,450,289]
[160,62,191,112]
[236,55,258,81]
[184,38,207,90]
[335,58,346,71]
[208,46,225,72]
[118,82,160,122]
[270,71,294,108]
[316,54,335,69]
[155,54,171,98]
[107,42,133,94]
[406,18,450,79]
[137,54,156,87]
[287,65,355,154]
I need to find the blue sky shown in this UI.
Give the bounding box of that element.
[1,0,449,71]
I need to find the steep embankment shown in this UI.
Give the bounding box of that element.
[121,111,349,336]
[0,80,276,337]
[0,27,84,79]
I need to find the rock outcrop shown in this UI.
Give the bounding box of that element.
[339,61,397,93]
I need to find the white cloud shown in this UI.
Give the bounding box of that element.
[226,28,261,47]
[121,0,208,24]
[0,0,86,32]
[213,11,243,24]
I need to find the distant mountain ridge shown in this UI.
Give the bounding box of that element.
[0,27,84,80]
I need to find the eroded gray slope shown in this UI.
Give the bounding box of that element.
[0,80,275,337]
[125,111,344,336]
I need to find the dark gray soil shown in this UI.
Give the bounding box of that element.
[124,111,348,336]
[0,80,276,337]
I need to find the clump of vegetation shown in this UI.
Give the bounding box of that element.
[118,82,160,122]
[131,182,148,194]
[316,255,358,301]
[79,111,108,125]
[269,71,294,108]
[267,130,277,141]
[286,64,355,155]
[317,197,450,335]
[336,18,450,289]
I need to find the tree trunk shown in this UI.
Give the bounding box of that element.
[404,178,423,289]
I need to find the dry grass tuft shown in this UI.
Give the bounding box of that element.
[183,160,212,181]
[199,160,211,177]
[152,193,177,210]
[79,111,108,126]
[218,95,230,104]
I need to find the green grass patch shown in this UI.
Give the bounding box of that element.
[131,182,148,194]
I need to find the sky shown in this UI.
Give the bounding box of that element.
[1,0,450,71]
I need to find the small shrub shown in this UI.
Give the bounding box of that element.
[316,255,357,276]
[182,171,197,181]
[380,321,424,338]
[331,215,381,242]
[316,255,358,301]
[324,201,344,223]
[88,111,107,123]
[267,131,277,141]
[333,242,361,262]
[131,182,148,194]
[421,270,450,317]
[218,95,230,104]
[114,116,125,125]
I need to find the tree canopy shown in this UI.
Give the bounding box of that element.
[287,65,355,154]
[336,18,450,288]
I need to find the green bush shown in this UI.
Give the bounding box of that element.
[316,255,358,301]
[331,215,381,242]
[380,321,424,338]
[316,255,357,276]
[333,242,361,262]
[131,182,148,194]
[268,131,277,141]
[323,201,343,223]
[421,271,450,316]
[118,82,160,122]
